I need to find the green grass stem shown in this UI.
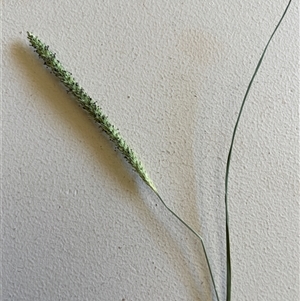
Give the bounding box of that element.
[224,1,292,300]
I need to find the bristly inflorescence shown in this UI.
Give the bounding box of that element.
[27,32,156,192]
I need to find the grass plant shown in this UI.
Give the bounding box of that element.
[27,31,220,301]
[26,1,292,299]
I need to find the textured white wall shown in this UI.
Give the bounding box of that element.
[3,1,299,300]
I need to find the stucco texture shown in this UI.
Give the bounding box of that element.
[2,1,299,300]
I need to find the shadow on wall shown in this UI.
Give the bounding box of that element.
[163,27,222,236]
[159,27,225,299]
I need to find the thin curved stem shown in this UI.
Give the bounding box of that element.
[152,189,220,301]
[224,1,292,301]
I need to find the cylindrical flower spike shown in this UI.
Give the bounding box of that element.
[27,32,156,192]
